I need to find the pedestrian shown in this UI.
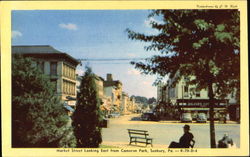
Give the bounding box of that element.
[218,133,234,148]
[168,125,195,148]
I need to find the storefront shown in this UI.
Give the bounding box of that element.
[176,99,229,120]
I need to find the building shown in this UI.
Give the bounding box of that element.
[93,75,105,98]
[121,92,129,114]
[157,82,167,103]
[76,74,82,93]
[127,97,136,113]
[157,75,238,120]
[93,75,112,115]
[103,74,123,113]
[12,45,79,111]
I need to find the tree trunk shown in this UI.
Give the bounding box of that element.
[208,81,217,148]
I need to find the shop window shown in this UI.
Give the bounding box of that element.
[196,91,201,97]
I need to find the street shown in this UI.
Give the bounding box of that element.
[102,114,240,148]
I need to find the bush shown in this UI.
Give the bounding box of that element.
[72,67,103,148]
[12,54,76,147]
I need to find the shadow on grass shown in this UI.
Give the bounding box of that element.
[129,117,142,121]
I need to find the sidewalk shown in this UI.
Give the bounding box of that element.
[102,114,240,148]
[159,120,239,124]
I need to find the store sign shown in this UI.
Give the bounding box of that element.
[68,101,76,106]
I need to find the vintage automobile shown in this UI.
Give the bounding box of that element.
[108,112,120,118]
[141,112,158,121]
[196,113,207,123]
[180,112,193,123]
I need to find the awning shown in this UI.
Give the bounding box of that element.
[100,105,110,111]
[66,96,76,101]
[182,108,227,111]
[63,103,75,112]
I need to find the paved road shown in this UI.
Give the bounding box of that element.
[102,114,240,148]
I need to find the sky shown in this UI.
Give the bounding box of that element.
[12,10,165,98]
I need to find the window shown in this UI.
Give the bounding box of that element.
[73,84,75,95]
[63,81,66,94]
[70,68,73,78]
[184,86,189,97]
[67,82,69,94]
[63,65,65,76]
[62,80,76,95]
[50,62,57,75]
[37,61,44,73]
[196,91,201,97]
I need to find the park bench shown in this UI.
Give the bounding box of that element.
[127,129,153,147]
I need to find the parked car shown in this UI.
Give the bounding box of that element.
[141,112,158,121]
[108,113,120,118]
[100,118,109,128]
[180,113,192,123]
[196,113,207,123]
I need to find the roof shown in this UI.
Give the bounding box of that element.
[12,45,62,54]
[93,74,104,82]
[63,102,75,112]
[104,80,122,87]
[12,45,80,66]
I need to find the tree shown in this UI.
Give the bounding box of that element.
[12,54,76,147]
[127,10,239,148]
[148,97,156,104]
[72,67,103,148]
[131,95,148,104]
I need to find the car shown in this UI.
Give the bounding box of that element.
[108,113,120,118]
[196,113,207,123]
[180,113,192,123]
[141,112,158,121]
[100,118,109,128]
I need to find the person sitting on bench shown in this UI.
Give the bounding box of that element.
[218,133,234,148]
[168,125,194,148]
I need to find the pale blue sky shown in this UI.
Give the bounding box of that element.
[12,10,164,98]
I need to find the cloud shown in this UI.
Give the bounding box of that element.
[142,81,151,86]
[12,30,22,38]
[144,17,162,28]
[144,17,163,35]
[127,69,141,76]
[59,23,78,30]
[127,53,137,57]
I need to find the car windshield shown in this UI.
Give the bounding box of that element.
[183,113,191,117]
[199,114,206,118]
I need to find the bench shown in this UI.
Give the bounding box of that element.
[127,129,153,147]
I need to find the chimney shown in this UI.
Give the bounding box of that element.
[107,73,113,81]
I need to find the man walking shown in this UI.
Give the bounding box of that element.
[168,125,195,148]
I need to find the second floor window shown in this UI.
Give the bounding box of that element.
[184,86,189,97]
[50,62,57,75]
[37,61,44,73]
